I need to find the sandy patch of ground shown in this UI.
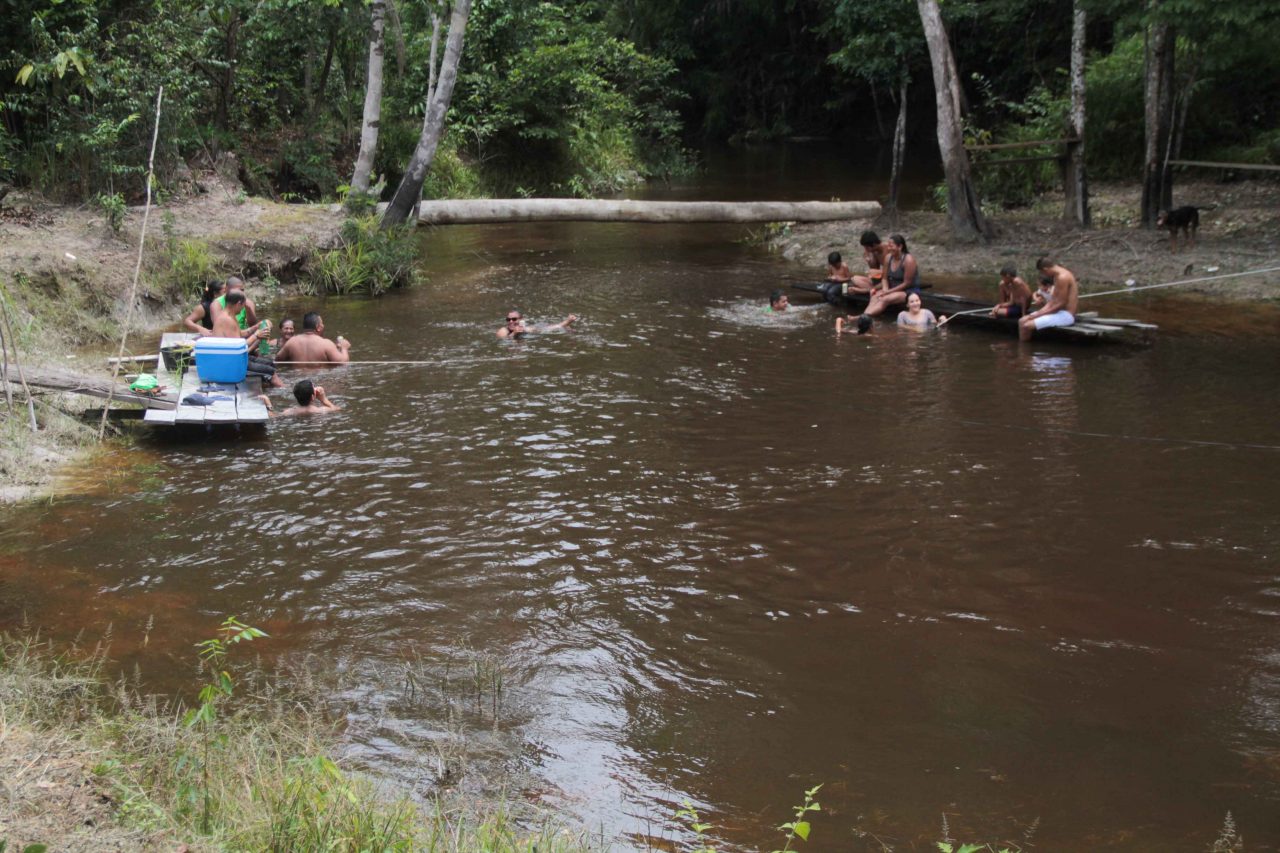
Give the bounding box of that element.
[772,178,1280,301]
[0,724,175,852]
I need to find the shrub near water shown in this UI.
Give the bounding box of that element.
[307,215,418,297]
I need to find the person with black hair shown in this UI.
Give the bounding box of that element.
[279,380,341,417]
[847,230,887,295]
[276,312,352,363]
[825,251,852,285]
[766,289,790,312]
[496,311,577,339]
[992,264,1032,319]
[182,280,226,336]
[1019,257,1078,341]
[861,234,919,318]
[213,290,282,387]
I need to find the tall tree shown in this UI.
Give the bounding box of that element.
[1063,0,1089,227]
[915,0,988,241]
[382,0,472,227]
[351,0,387,194]
[1140,8,1175,227]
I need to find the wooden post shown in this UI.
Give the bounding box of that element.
[1064,1,1090,227]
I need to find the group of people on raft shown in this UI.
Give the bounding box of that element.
[768,230,1080,342]
[182,277,350,415]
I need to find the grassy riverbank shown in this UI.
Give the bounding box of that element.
[0,171,343,502]
[0,629,599,852]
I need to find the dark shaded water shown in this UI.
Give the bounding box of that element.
[4,149,1280,849]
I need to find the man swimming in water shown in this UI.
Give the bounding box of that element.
[278,380,341,417]
[766,290,789,312]
[1019,257,1079,341]
[496,311,578,338]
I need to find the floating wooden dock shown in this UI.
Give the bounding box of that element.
[791,282,1158,345]
[142,333,270,426]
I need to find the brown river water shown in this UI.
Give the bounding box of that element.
[3,146,1280,849]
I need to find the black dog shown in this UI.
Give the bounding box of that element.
[1156,206,1199,253]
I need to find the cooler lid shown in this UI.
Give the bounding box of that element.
[194,336,248,354]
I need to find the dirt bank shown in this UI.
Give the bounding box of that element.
[0,162,343,502]
[771,178,1280,301]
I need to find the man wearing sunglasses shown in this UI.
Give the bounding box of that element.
[496,311,578,339]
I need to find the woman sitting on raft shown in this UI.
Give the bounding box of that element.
[181,280,226,336]
[862,234,918,318]
[896,292,940,330]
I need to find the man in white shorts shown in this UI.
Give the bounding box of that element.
[1019,257,1079,341]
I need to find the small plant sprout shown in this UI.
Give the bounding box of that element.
[675,798,716,853]
[771,784,822,852]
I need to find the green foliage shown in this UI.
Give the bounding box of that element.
[96,191,126,233]
[307,215,418,296]
[675,799,717,853]
[771,783,821,852]
[966,82,1068,208]
[165,239,218,298]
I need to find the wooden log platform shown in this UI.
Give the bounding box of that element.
[1,364,176,409]
[142,333,270,427]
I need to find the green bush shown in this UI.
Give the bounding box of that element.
[307,215,418,296]
[165,239,218,298]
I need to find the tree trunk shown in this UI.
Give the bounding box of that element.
[870,81,887,141]
[1141,15,1175,226]
[414,5,445,223]
[402,199,882,225]
[351,0,387,194]
[212,12,242,147]
[314,20,338,117]
[1064,1,1090,227]
[916,0,989,241]
[383,0,472,227]
[887,78,908,217]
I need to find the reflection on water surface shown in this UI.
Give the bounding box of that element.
[3,217,1280,849]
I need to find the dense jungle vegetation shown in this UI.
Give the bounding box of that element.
[1,0,1277,206]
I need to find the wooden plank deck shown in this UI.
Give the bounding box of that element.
[143,333,270,426]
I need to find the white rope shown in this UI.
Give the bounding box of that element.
[101,87,163,440]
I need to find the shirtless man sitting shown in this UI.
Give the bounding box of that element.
[209,276,259,334]
[279,380,341,417]
[496,311,577,339]
[276,312,352,364]
[846,230,887,296]
[1018,257,1079,341]
[211,290,281,386]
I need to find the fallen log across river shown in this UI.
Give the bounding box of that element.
[1,364,176,409]
[401,198,881,225]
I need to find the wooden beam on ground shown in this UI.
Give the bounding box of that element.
[404,199,882,225]
[1168,159,1280,173]
[1,364,176,409]
[964,138,1078,152]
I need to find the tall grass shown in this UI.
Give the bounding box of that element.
[306,215,418,297]
[0,629,601,852]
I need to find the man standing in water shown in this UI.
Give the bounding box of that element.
[1019,257,1079,341]
[496,311,578,338]
[276,312,352,363]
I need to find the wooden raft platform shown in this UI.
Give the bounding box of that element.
[791,282,1158,345]
[142,333,270,426]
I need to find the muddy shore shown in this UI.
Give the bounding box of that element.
[770,178,1280,301]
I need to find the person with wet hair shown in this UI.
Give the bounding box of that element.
[279,379,341,416]
[766,289,790,312]
[270,317,296,353]
[847,230,887,295]
[991,263,1032,319]
[496,310,578,339]
[896,291,939,330]
[182,280,226,336]
[1019,257,1079,341]
[834,314,874,335]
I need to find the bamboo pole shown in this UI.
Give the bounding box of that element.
[0,289,37,431]
[101,86,163,440]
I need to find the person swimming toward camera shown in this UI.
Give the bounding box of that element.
[496,311,578,339]
[765,290,790,313]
